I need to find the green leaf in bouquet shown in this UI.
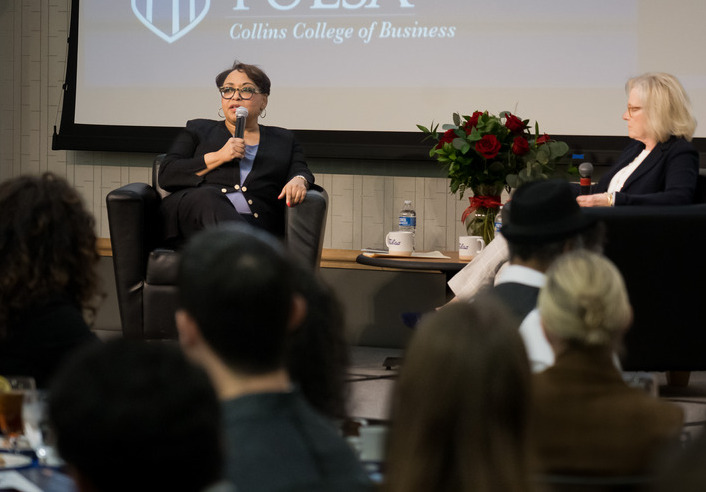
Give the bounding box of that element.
[489,161,505,173]
[467,127,482,142]
[506,173,520,189]
[536,145,550,165]
[546,140,569,159]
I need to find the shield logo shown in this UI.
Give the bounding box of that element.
[132,0,210,43]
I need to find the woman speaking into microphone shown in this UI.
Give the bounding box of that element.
[158,60,314,245]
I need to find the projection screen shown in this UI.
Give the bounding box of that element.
[54,0,706,154]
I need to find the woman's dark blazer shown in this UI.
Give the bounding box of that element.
[159,119,314,238]
[594,136,698,206]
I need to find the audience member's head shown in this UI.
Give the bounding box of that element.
[384,297,532,492]
[501,179,599,271]
[539,250,632,351]
[287,265,350,419]
[176,223,304,376]
[48,339,223,492]
[0,173,100,337]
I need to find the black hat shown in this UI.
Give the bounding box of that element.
[501,179,596,243]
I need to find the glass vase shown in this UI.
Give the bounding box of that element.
[463,184,503,245]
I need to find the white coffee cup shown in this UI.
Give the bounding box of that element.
[386,231,414,256]
[459,235,485,260]
[359,425,388,462]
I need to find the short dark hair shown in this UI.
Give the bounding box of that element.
[507,222,605,271]
[507,237,574,267]
[215,60,271,95]
[48,339,222,492]
[177,224,294,374]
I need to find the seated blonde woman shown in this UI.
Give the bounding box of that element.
[531,250,683,476]
[384,297,532,492]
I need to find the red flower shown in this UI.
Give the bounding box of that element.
[512,136,530,156]
[504,113,526,133]
[536,133,551,145]
[475,134,501,159]
[435,128,456,149]
[463,111,484,135]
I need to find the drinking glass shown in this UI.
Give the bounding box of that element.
[23,389,62,466]
[0,375,36,452]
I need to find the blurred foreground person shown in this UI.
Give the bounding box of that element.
[49,339,227,492]
[651,430,706,492]
[384,298,532,492]
[287,265,350,420]
[531,250,683,476]
[0,173,100,387]
[176,224,371,492]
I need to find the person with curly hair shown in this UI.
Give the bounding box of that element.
[0,173,100,387]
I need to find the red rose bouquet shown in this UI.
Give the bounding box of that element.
[418,111,569,243]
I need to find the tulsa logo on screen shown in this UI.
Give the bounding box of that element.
[132,0,414,44]
[132,0,211,43]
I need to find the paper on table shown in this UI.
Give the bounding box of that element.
[0,471,43,492]
[362,251,450,259]
[411,251,450,259]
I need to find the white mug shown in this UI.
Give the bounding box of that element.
[359,425,388,462]
[385,231,414,256]
[459,235,485,260]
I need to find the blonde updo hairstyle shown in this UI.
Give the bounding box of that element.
[538,250,632,347]
[627,72,697,142]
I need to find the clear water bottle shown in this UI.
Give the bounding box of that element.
[398,200,416,235]
[494,205,503,235]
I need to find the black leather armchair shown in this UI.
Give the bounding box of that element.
[106,154,328,340]
[584,204,706,371]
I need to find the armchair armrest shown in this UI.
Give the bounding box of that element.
[285,185,328,269]
[106,183,162,339]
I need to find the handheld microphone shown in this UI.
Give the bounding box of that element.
[578,162,593,195]
[234,107,248,139]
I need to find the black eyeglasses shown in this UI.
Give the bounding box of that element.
[219,86,261,100]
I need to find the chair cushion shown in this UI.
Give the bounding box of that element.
[146,249,182,285]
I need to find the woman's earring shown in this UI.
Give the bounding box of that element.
[218,107,224,118]
[260,108,267,119]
